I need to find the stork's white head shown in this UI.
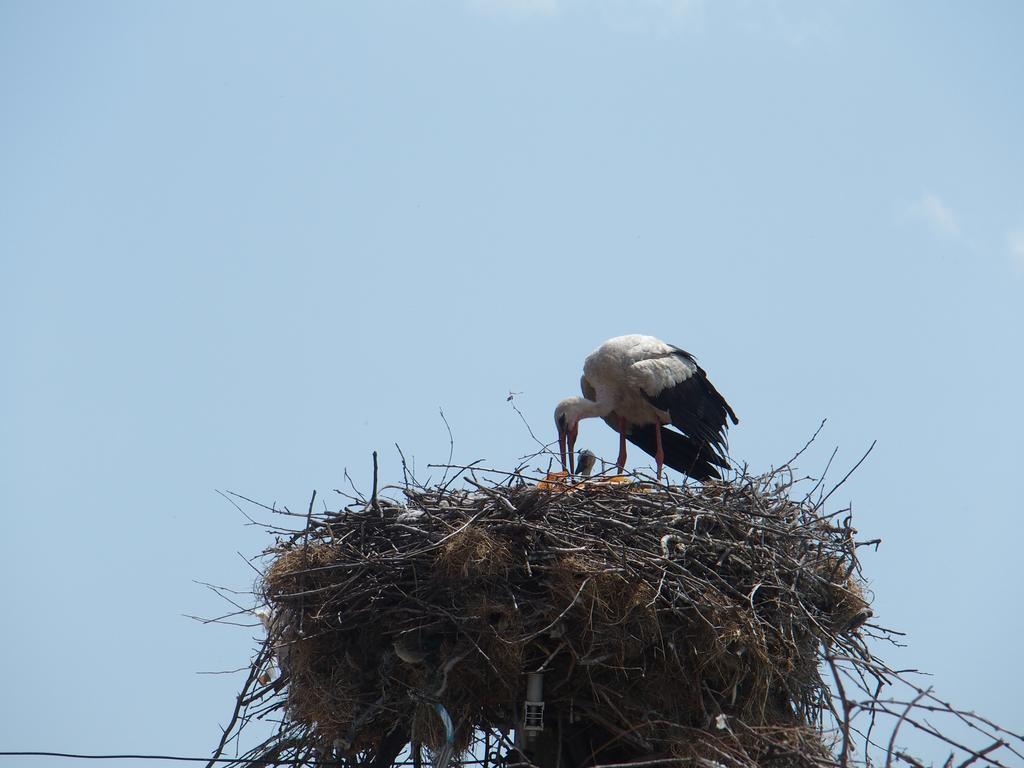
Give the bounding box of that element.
[554,398,584,474]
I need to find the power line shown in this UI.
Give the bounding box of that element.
[0,752,425,767]
[0,752,300,765]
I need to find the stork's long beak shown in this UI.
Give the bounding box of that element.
[556,418,579,474]
[558,427,567,472]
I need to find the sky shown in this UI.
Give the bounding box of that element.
[1,1,1022,765]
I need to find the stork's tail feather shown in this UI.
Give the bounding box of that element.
[626,425,729,481]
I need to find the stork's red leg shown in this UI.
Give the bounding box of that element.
[654,425,664,480]
[616,416,628,472]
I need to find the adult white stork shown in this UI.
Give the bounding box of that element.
[554,335,738,481]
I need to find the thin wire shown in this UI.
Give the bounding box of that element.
[0,753,302,765]
[0,752,427,766]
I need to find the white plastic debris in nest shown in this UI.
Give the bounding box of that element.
[396,510,427,524]
[660,534,684,557]
[255,606,293,685]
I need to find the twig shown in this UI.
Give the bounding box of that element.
[438,408,455,488]
[818,441,877,510]
[371,451,382,516]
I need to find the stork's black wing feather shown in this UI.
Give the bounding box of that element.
[645,347,738,464]
[626,424,727,481]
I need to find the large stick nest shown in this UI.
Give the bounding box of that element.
[251,470,874,767]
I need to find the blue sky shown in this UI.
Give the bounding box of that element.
[2,1,1022,765]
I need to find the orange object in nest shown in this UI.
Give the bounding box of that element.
[536,471,644,492]
[535,470,571,491]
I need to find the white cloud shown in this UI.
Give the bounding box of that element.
[467,0,706,23]
[468,0,559,16]
[590,0,706,35]
[1008,230,1024,275]
[734,0,835,47]
[912,191,960,237]
[463,0,844,41]
[639,0,705,20]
